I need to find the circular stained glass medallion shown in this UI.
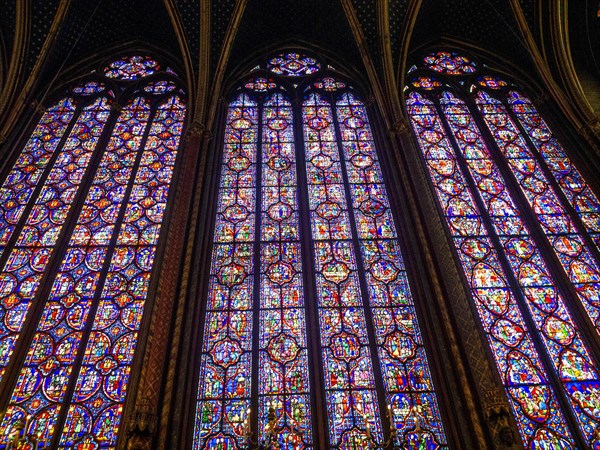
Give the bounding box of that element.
[313,77,346,92]
[104,55,160,80]
[245,77,277,92]
[268,52,321,77]
[423,51,477,75]
[477,75,509,89]
[411,76,442,90]
[72,81,105,95]
[143,81,177,94]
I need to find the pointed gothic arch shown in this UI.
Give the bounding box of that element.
[0,53,187,449]
[405,49,600,449]
[190,50,449,450]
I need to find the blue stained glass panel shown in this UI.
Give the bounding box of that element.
[193,94,257,449]
[193,72,451,450]
[406,90,574,447]
[476,91,600,342]
[59,96,185,448]
[338,92,447,447]
[0,97,150,444]
[442,91,600,445]
[304,92,382,448]
[0,98,109,384]
[508,91,600,252]
[0,99,75,255]
[258,93,312,448]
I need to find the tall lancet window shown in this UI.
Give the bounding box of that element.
[193,52,448,449]
[406,50,600,449]
[0,55,186,448]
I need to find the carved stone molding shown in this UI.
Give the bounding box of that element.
[582,115,600,134]
[577,117,600,154]
[126,397,158,450]
[187,120,204,138]
[533,91,550,107]
[362,95,376,108]
[388,117,410,137]
[184,120,212,142]
[484,388,517,448]
[30,100,46,115]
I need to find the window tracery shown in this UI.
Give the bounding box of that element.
[0,55,186,449]
[406,50,600,449]
[193,53,448,450]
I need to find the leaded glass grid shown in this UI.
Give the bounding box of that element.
[193,55,448,450]
[406,50,600,449]
[0,55,186,449]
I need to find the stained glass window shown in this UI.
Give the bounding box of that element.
[313,77,346,92]
[406,50,600,448]
[193,55,448,449]
[422,51,477,75]
[104,55,160,80]
[267,52,321,77]
[0,55,186,449]
[244,77,277,92]
[410,76,442,90]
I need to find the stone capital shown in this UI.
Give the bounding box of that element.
[388,118,410,137]
[484,388,516,448]
[126,397,158,450]
[30,100,46,115]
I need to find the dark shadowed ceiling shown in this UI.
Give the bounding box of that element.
[0,0,595,129]
[412,0,532,65]
[0,0,539,85]
[226,0,359,77]
[47,0,180,73]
